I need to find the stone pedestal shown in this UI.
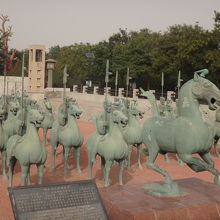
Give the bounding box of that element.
[94,86,99,95]
[133,89,139,99]
[73,85,78,93]
[83,85,88,93]
[167,91,175,100]
[99,178,220,220]
[118,88,124,97]
[104,87,111,95]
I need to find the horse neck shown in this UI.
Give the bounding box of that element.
[26,122,40,141]
[0,120,3,132]
[128,114,139,126]
[45,107,52,114]
[67,114,77,127]
[7,111,15,119]
[110,122,123,139]
[178,80,203,123]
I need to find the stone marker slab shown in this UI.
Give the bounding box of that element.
[8,180,108,220]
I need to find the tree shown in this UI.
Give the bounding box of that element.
[205,11,220,88]
[0,15,16,76]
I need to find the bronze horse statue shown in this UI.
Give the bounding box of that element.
[141,70,220,196]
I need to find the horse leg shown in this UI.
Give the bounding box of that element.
[101,157,105,178]
[75,147,82,174]
[37,164,44,184]
[146,140,172,183]
[21,165,29,186]
[178,153,220,185]
[2,150,8,180]
[43,128,48,145]
[51,145,57,171]
[127,146,132,170]
[214,138,220,157]
[88,155,94,179]
[27,166,31,185]
[8,157,16,187]
[164,153,171,163]
[64,147,70,175]
[118,160,125,185]
[137,144,143,169]
[176,154,184,166]
[200,152,220,184]
[104,160,112,187]
[62,146,65,161]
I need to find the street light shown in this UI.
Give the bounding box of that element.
[46,59,56,88]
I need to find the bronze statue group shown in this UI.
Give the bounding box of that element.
[1,67,220,196]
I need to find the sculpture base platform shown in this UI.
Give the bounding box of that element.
[99,178,220,220]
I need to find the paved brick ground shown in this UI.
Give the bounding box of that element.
[0,120,220,219]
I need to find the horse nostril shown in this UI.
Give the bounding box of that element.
[211,98,216,104]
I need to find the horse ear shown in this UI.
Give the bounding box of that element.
[194,73,200,82]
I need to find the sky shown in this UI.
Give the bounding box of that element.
[1,0,220,51]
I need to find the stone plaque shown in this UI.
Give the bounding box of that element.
[8,180,108,220]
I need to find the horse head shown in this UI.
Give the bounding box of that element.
[192,72,220,111]
[8,101,20,116]
[111,110,128,127]
[0,104,7,121]
[129,104,144,119]
[68,102,83,119]
[43,98,52,111]
[27,108,44,128]
[166,99,173,112]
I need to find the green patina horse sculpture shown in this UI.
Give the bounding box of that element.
[121,101,144,170]
[87,110,129,187]
[3,101,20,140]
[0,105,7,180]
[50,99,83,174]
[7,108,46,186]
[40,98,54,145]
[141,70,220,196]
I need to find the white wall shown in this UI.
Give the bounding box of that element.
[0,76,28,95]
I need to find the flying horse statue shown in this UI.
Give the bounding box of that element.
[141,69,220,196]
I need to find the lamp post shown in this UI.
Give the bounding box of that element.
[46,59,56,88]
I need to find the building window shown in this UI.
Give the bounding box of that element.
[37,70,41,75]
[35,50,42,62]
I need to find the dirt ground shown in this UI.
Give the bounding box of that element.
[0,120,220,220]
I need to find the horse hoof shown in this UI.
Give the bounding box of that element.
[214,175,220,185]
[179,162,185,166]
[3,175,8,181]
[138,165,143,170]
[104,183,110,187]
[77,170,82,175]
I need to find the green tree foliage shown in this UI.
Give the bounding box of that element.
[12,11,220,92]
